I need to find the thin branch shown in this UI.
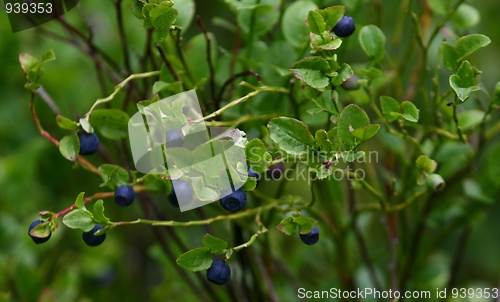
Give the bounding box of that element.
[29,92,100,175]
[196,16,216,104]
[35,87,61,115]
[115,0,132,72]
[216,70,261,105]
[86,70,161,118]
[452,101,467,143]
[155,43,188,91]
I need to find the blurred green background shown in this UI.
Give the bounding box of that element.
[1,0,500,301]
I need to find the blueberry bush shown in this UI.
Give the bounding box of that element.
[2,0,500,301]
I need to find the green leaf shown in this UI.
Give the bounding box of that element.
[441,42,459,71]
[29,220,51,238]
[358,25,386,62]
[74,192,89,213]
[315,129,332,153]
[401,101,420,122]
[173,0,195,31]
[202,234,228,253]
[131,0,145,19]
[380,96,400,122]
[89,109,130,140]
[330,63,354,86]
[494,82,500,104]
[451,4,480,30]
[307,10,326,35]
[292,214,317,234]
[268,117,316,155]
[281,0,318,48]
[24,82,41,91]
[19,53,40,74]
[41,49,56,63]
[176,247,213,272]
[428,0,454,15]
[311,36,343,51]
[416,155,437,174]
[457,109,485,130]
[98,164,130,189]
[62,209,95,232]
[290,56,331,89]
[463,179,494,204]
[337,104,370,149]
[245,139,272,173]
[327,127,341,150]
[449,61,480,102]
[309,90,338,114]
[191,178,218,202]
[143,174,172,194]
[79,118,94,133]
[149,1,178,39]
[238,1,280,37]
[351,124,380,141]
[318,5,345,29]
[276,216,296,236]
[242,176,257,191]
[59,133,79,162]
[93,200,112,225]
[56,115,78,130]
[184,33,218,82]
[455,34,491,62]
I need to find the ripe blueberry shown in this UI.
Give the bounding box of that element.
[169,180,194,207]
[78,132,100,155]
[220,188,246,212]
[267,162,285,180]
[114,185,136,207]
[165,129,184,148]
[247,167,261,186]
[28,220,51,244]
[341,75,360,90]
[82,224,106,247]
[332,16,355,38]
[300,226,319,245]
[206,261,231,285]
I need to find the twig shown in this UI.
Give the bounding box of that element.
[196,15,217,104]
[452,101,467,143]
[29,92,100,175]
[155,43,188,91]
[85,70,161,118]
[216,70,260,105]
[35,87,61,115]
[115,0,132,72]
[115,203,277,227]
[446,227,471,289]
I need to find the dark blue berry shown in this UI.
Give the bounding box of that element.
[247,167,261,187]
[28,220,51,244]
[341,75,360,90]
[78,132,100,155]
[169,180,194,207]
[267,162,285,180]
[165,129,184,148]
[332,16,355,38]
[114,185,136,207]
[220,188,246,212]
[300,226,319,245]
[206,261,231,285]
[82,224,106,247]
